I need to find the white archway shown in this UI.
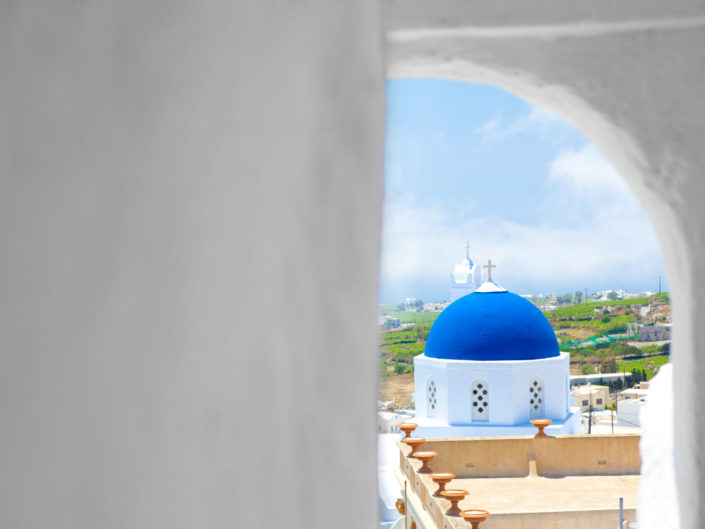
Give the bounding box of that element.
[384,9,703,527]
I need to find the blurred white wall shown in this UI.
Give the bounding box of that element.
[0,2,383,528]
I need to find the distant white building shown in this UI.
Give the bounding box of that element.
[622,291,645,299]
[570,372,630,386]
[379,317,401,330]
[377,409,415,433]
[619,384,650,401]
[449,240,483,302]
[614,383,650,427]
[571,384,610,411]
[618,399,644,427]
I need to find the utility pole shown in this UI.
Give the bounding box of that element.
[658,275,662,295]
[588,402,593,434]
[587,387,594,434]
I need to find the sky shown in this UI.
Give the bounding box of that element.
[379,79,666,304]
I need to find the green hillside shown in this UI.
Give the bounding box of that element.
[379,292,670,382]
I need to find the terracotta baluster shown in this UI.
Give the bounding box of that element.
[413,450,437,473]
[461,509,491,529]
[430,472,455,497]
[440,489,468,516]
[530,418,552,438]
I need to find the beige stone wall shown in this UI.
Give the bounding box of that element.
[419,437,533,478]
[534,435,641,476]
[413,434,641,478]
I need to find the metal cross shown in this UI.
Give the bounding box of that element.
[483,259,496,280]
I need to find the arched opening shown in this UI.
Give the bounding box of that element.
[378,75,676,528]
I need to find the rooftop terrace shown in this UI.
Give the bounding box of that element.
[398,432,640,529]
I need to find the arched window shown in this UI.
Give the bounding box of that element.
[471,378,489,421]
[426,377,437,418]
[529,376,545,418]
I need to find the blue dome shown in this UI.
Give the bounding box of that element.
[425,290,559,361]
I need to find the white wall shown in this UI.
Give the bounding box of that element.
[415,355,571,426]
[0,2,383,528]
[413,359,448,421]
[618,398,644,427]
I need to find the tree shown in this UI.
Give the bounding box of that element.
[607,291,619,301]
[574,290,583,304]
[581,363,596,375]
[557,293,572,304]
[627,368,648,387]
[600,356,618,373]
[583,344,597,356]
[610,377,624,390]
[414,324,428,343]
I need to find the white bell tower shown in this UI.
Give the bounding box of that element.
[449,240,483,302]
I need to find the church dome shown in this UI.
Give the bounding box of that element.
[425,285,559,361]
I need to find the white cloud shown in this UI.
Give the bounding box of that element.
[380,144,663,301]
[543,144,646,227]
[549,144,632,200]
[476,106,570,141]
[475,116,502,139]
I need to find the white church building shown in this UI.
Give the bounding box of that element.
[415,264,580,438]
[449,241,484,302]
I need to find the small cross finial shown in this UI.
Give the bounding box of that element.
[483,259,496,281]
[465,239,470,259]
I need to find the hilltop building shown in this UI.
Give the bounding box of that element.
[616,384,650,427]
[571,384,611,412]
[449,241,483,302]
[414,262,580,437]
